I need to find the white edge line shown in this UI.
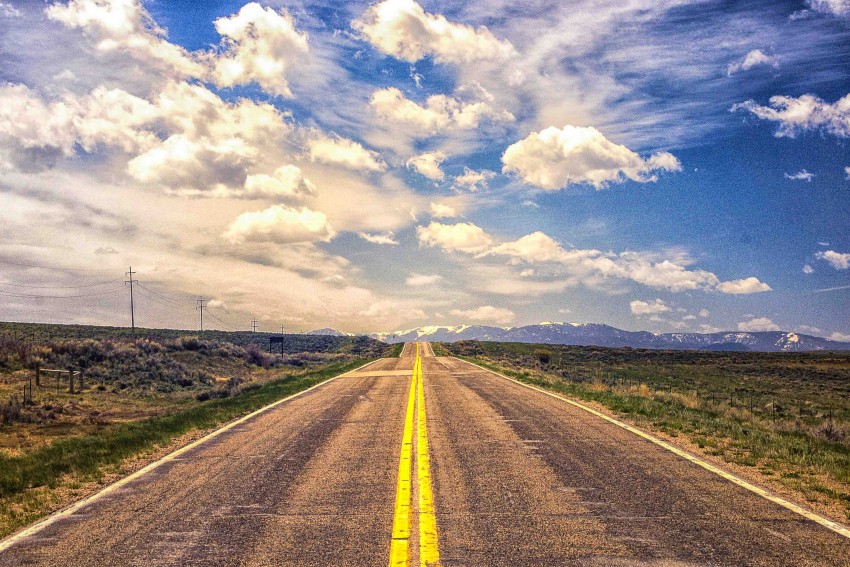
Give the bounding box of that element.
[456,357,850,540]
[0,358,383,553]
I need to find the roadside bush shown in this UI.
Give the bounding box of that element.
[243,343,271,368]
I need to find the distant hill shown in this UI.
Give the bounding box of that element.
[371,322,850,352]
[307,328,353,337]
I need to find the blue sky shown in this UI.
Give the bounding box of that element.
[0,0,848,337]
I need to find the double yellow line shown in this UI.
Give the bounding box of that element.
[389,343,441,566]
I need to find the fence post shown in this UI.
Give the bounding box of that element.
[68,368,74,394]
[78,370,84,390]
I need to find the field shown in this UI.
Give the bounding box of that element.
[436,340,850,522]
[0,322,392,537]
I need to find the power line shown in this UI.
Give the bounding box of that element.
[135,284,193,309]
[0,287,125,299]
[0,258,117,273]
[0,279,118,290]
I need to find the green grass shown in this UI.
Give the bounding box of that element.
[389,343,405,357]
[0,358,371,503]
[445,344,850,521]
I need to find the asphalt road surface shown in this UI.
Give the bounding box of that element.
[2,343,848,566]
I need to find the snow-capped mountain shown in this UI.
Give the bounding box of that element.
[370,322,850,352]
[307,328,353,337]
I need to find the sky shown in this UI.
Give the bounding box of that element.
[0,0,848,337]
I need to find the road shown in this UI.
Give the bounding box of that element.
[1,343,848,565]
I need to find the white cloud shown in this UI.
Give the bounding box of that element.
[453,167,496,192]
[738,317,780,332]
[307,134,386,172]
[223,205,335,244]
[816,250,850,269]
[806,0,850,17]
[406,151,446,180]
[715,277,773,294]
[727,49,778,76]
[501,125,681,190]
[0,2,21,18]
[0,83,158,169]
[829,331,850,342]
[844,166,850,180]
[630,298,671,316]
[46,0,203,77]
[784,169,814,182]
[405,273,442,286]
[370,87,514,134]
[733,93,850,138]
[482,231,771,294]
[449,305,515,325]
[699,309,710,318]
[429,202,458,218]
[803,264,814,274]
[358,231,399,245]
[417,221,493,253]
[242,165,316,200]
[352,0,514,64]
[208,3,308,98]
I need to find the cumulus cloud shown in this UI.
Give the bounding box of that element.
[406,151,446,180]
[845,166,850,179]
[307,134,386,172]
[732,93,850,138]
[630,298,671,316]
[429,202,458,218]
[449,305,515,325]
[208,3,308,97]
[803,264,814,274]
[358,231,399,245]
[223,205,335,244]
[0,2,21,18]
[417,221,493,253]
[501,125,681,190]
[481,231,772,294]
[453,167,496,192]
[699,309,710,318]
[0,83,158,169]
[738,317,780,332]
[816,250,850,269]
[352,0,514,64]
[405,273,442,286]
[242,165,316,200]
[715,277,773,294]
[727,49,778,76]
[806,0,850,17]
[784,169,814,182]
[46,0,203,77]
[370,87,514,134]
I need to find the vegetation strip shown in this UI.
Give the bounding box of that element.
[0,357,377,544]
[458,356,850,539]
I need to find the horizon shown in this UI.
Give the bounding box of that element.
[1,0,849,339]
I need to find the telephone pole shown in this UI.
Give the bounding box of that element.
[125,267,137,331]
[280,324,285,334]
[196,298,207,333]
[251,318,259,332]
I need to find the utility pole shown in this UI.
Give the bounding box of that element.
[196,298,207,334]
[251,318,259,332]
[280,324,285,334]
[125,267,137,331]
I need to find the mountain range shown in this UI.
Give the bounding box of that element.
[365,322,850,352]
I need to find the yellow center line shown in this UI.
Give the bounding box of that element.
[416,344,441,566]
[388,343,442,567]
[389,344,418,566]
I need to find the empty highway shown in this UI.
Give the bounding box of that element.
[1,343,848,566]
